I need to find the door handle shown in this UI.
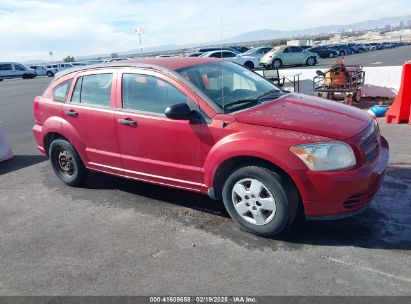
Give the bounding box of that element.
[118,118,137,126]
[64,110,78,117]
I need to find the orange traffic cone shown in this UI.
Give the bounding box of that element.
[385,61,411,124]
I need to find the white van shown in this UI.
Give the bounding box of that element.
[0,62,37,81]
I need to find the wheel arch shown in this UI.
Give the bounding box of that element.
[210,155,301,203]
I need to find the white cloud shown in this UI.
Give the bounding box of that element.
[0,0,409,62]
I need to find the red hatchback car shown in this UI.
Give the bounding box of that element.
[33,58,389,236]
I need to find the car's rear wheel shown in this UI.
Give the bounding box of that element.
[329,52,334,58]
[244,61,254,69]
[222,166,298,236]
[272,59,282,69]
[340,51,346,56]
[49,139,87,186]
[46,71,54,77]
[306,57,316,66]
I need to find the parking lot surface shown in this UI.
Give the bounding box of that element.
[0,77,410,295]
[298,45,411,69]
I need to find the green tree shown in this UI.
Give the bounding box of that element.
[63,55,75,63]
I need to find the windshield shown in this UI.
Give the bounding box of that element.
[176,62,283,113]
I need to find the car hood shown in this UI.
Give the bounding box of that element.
[233,93,372,140]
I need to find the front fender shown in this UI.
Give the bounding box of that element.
[203,130,308,189]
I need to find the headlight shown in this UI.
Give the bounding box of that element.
[290,141,356,171]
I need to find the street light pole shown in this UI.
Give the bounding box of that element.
[134,27,144,54]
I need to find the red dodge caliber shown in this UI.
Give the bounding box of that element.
[32,58,389,236]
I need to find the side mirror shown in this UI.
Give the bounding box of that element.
[165,103,194,120]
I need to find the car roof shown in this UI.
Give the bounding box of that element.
[54,57,221,80]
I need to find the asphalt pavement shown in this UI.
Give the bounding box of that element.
[0,77,410,296]
[290,45,411,69]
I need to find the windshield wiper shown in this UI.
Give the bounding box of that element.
[223,98,261,111]
[223,89,283,112]
[256,89,282,100]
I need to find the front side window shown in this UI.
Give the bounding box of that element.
[53,80,72,102]
[177,62,283,113]
[222,51,236,58]
[15,64,26,71]
[122,73,188,114]
[71,73,112,107]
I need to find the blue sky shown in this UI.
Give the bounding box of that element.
[0,0,410,61]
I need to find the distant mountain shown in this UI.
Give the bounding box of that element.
[224,15,411,43]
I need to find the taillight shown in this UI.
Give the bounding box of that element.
[33,97,40,122]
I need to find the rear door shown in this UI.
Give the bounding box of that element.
[281,47,292,65]
[112,69,203,191]
[62,69,123,173]
[0,63,13,79]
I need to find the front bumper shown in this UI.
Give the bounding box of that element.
[296,136,389,219]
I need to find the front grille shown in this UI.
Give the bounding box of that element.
[361,122,380,164]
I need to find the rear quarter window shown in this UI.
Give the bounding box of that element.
[52,80,72,102]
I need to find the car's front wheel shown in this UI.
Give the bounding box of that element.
[329,52,334,58]
[222,166,298,236]
[49,139,87,186]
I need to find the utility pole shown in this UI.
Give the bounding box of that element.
[49,51,53,62]
[134,27,144,54]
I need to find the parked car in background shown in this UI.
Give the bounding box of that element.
[229,46,250,53]
[200,50,259,69]
[0,62,37,81]
[47,63,74,74]
[32,58,389,237]
[260,46,319,68]
[326,45,353,56]
[307,46,339,58]
[197,47,240,54]
[71,62,87,67]
[238,46,273,60]
[185,52,203,57]
[29,65,55,77]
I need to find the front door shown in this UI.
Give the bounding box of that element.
[113,70,203,191]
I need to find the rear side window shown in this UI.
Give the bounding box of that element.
[0,64,12,71]
[71,73,112,107]
[53,80,72,102]
[122,73,188,114]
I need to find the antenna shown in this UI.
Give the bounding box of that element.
[220,15,226,128]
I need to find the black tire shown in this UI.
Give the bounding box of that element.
[49,139,87,186]
[222,165,299,237]
[244,61,254,69]
[271,58,282,69]
[306,57,316,66]
[340,51,346,56]
[22,74,28,79]
[329,52,334,58]
[47,71,54,77]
